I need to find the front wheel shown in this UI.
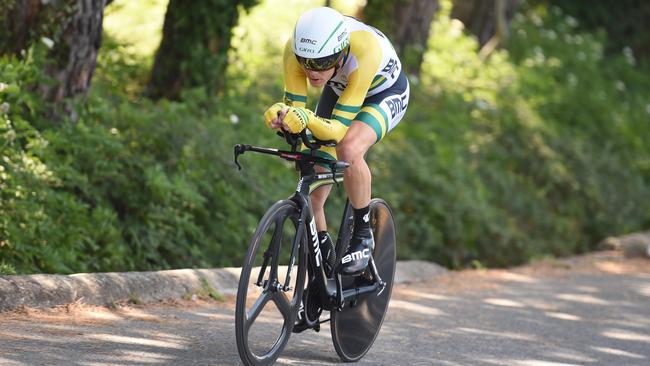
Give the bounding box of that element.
[235,200,307,366]
[330,198,397,362]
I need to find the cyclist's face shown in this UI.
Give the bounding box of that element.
[302,66,335,87]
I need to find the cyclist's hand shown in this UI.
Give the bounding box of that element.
[263,102,288,130]
[282,106,310,133]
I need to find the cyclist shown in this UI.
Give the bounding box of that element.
[264,7,409,276]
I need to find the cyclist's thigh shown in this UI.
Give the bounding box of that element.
[356,70,410,143]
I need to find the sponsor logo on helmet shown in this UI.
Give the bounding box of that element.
[298,47,315,53]
[337,31,348,42]
[332,39,349,53]
[300,37,317,45]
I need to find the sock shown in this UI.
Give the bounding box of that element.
[352,205,371,239]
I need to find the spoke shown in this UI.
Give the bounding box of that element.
[268,217,286,279]
[246,290,271,326]
[272,292,292,319]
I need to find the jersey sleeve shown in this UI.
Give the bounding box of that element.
[330,31,382,126]
[283,38,307,108]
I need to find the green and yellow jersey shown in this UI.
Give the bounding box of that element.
[282,16,403,142]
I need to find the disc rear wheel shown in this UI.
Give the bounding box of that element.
[331,198,397,362]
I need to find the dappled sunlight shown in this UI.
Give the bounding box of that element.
[115,307,161,322]
[389,299,445,316]
[496,272,539,283]
[277,356,337,365]
[0,357,26,366]
[555,293,610,305]
[395,287,454,301]
[84,333,188,349]
[0,327,72,343]
[111,350,175,362]
[595,260,635,274]
[544,350,597,363]
[454,327,537,342]
[525,299,561,311]
[544,311,582,321]
[574,286,600,293]
[482,297,526,308]
[636,283,650,297]
[510,360,585,366]
[603,316,650,330]
[193,311,234,321]
[591,346,646,360]
[601,329,650,343]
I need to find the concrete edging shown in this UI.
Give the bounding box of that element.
[0,261,448,312]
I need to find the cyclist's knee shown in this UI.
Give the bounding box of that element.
[337,138,368,164]
[337,122,375,163]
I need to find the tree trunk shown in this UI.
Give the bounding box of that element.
[363,0,439,78]
[1,0,107,119]
[451,0,518,50]
[0,0,42,55]
[147,0,258,100]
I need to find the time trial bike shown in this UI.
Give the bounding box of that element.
[233,130,396,365]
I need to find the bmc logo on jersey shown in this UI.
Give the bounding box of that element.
[300,37,317,45]
[386,95,408,119]
[382,58,399,79]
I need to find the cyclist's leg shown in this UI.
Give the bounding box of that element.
[336,71,410,275]
[309,85,339,232]
[311,166,332,231]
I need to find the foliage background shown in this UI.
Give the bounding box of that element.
[1,0,649,274]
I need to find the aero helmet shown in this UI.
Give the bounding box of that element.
[293,7,350,71]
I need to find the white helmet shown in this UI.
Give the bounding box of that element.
[293,7,350,71]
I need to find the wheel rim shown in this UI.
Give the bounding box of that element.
[236,201,306,365]
[331,199,396,361]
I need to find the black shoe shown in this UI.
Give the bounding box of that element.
[293,310,310,333]
[337,232,374,276]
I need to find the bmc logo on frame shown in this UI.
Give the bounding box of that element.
[341,249,370,264]
[309,218,322,267]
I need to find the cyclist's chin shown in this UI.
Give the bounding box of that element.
[308,77,326,87]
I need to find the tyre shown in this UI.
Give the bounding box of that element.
[330,198,396,362]
[235,200,308,366]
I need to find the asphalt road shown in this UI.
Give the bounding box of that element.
[0,251,649,366]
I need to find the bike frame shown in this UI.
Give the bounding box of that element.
[234,132,385,312]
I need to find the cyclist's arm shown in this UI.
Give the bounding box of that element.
[331,31,382,127]
[283,38,308,108]
[304,31,382,141]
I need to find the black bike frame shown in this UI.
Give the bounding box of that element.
[234,132,385,311]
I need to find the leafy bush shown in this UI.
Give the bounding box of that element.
[372,4,650,267]
[0,41,296,273]
[1,2,649,274]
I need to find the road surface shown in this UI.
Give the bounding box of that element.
[0,250,648,366]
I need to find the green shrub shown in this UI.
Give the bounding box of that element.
[1,2,649,273]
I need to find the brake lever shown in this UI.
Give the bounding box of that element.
[329,162,340,187]
[234,144,247,170]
